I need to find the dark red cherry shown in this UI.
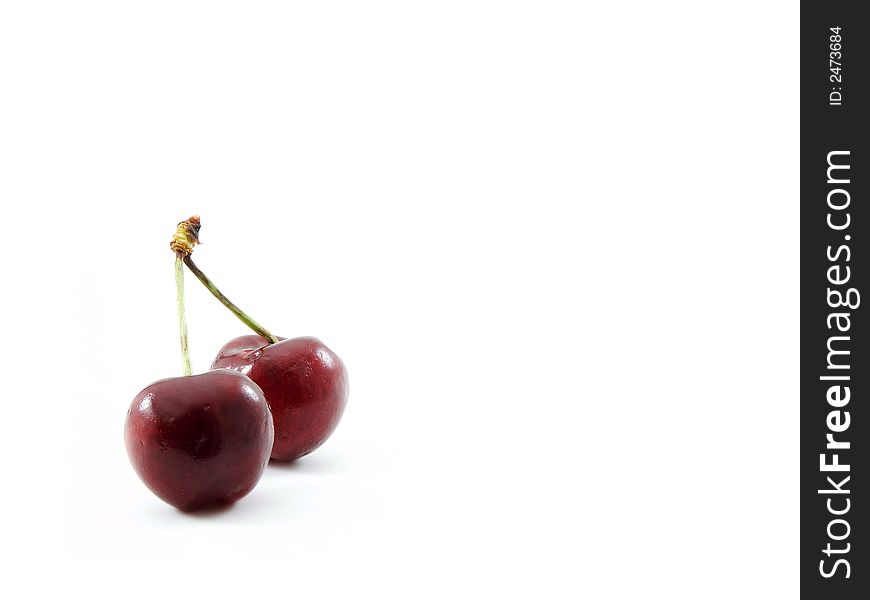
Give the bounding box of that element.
[124,369,274,511]
[212,336,348,462]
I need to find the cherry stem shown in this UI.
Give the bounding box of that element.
[183,255,280,344]
[175,254,193,376]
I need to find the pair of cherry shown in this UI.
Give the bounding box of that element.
[124,217,348,512]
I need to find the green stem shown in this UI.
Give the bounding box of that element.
[175,254,193,376]
[183,255,280,344]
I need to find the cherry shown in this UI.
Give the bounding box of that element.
[125,370,273,511]
[175,217,350,463]
[124,216,274,511]
[212,335,348,462]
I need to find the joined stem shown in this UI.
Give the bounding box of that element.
[183,255,280,344]
[175,254,193,376]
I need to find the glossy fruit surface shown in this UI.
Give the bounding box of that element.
[124,369,273,511]
[212,336,348,462]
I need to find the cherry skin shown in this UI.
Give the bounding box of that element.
[124,369,274,511]
[212,336,348,462]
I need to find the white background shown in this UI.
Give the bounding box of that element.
[0,1,798,598]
